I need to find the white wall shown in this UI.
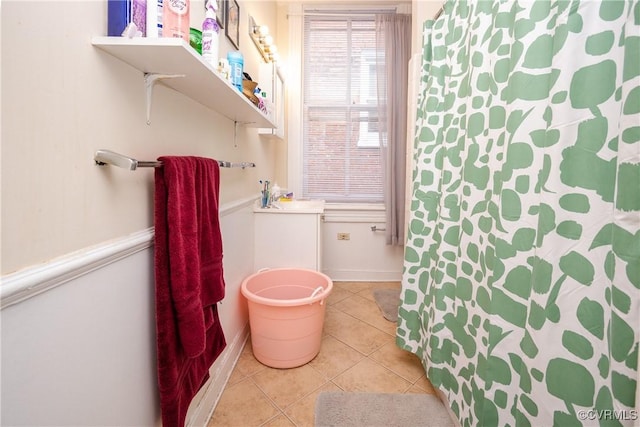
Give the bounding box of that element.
[322,205,404,281]
[412,0,443,53]
[1,247,158,426]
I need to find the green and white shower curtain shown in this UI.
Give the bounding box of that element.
[397,1,639,426]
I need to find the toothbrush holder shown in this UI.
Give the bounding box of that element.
[261,190,271,208]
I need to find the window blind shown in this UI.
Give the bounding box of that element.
[302,12,384,202]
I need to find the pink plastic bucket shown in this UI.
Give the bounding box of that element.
[241,268,333,368]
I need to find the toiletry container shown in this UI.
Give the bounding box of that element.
[163,0,190,41]
[201,0,219,67]
[146,0,163,38]
[227,51,244,92]
[189,28,202,54]
[218,58,231,81]
[108,0,146,36]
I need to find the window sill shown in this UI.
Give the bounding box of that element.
[324,202,385,211]
[323,202,386,223]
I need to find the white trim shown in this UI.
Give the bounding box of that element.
[187,324,250,427]
[323,204,386,223]
[323,211,386,223]
[325,202,384,210]
[0,229,154,310]
[396,3,411,14]
[287,2,304,197]
[219,194,261,216]
[303,6,399,14]
[290,4,404,17]
[0,196,258,310]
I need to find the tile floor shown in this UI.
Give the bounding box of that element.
[207,281,437,427]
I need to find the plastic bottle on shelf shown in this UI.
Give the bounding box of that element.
[260,90,270,114]
[254,90,267,113]
[227,51,244,92]
[146,0,163,38]
[108,0,146,36]
[201,0,219,68]
[162,0,190,42]
[218,58,231,80]
[254,87,263,109]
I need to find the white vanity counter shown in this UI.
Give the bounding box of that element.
[253,199,325,214]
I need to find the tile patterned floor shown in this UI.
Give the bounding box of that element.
[207,281,437,427]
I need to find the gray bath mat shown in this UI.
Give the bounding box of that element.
[373,288,401,322]
[315,392,454,427]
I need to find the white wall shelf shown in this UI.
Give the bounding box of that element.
[92,36,276,128]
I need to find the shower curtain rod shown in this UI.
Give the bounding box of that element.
[434,6,444,20]
[93,149,256,170]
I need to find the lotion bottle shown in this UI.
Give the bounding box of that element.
[163,0,190,42]
[201,0,220,68]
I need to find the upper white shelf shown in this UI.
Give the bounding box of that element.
[92,36,275,128]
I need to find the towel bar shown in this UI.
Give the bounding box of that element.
[94,149,256,170]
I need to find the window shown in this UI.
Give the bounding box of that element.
[302,11,384,202]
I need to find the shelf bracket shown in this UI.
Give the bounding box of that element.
[144,72,186,125]
[234,121,238,147]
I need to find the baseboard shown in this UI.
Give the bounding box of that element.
[323,269,402,282]
[187,323,250,427]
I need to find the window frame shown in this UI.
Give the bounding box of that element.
[287,4,403,205]
[300,9,385,202]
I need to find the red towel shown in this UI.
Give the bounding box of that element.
[154,156,227,427]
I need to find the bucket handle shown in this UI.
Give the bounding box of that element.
[308,286,325,305]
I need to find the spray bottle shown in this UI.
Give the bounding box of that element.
[201,0,220,68]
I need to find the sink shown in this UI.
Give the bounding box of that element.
[275,199,325,210]
[254,199,325,213]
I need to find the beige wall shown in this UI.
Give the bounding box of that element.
[412,0,444,52]
[1,0,281,275]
